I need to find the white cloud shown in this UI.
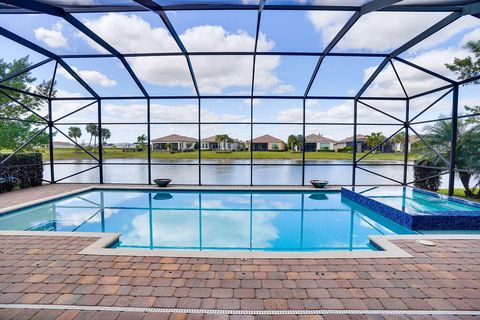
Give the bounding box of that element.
[52,98,97,123]
[307,11,353,47]
[190,55,255,94]
[103,101,250,124]
[355,16,479,105]
[126,56,193,90]
[202,108,249,123]
[272,99,410,140]
[80,13,179,53]
[34,23,68,48]
[408,16,479,53]
[58,66,117,87]
[338,12,452,52]
[182,25,257,52]
[277,100,354,125]
[362,46,470,99]
[56,207,116,227]
[306,11,475,53]
[121,209,280,249]
[408,91,452,121]
[79,13,291,94]
[55,89,84,98]
[362,64,406,98]
[273,84,295,94]
[50,88,95,122]
[49,100,252,141]
[400,47,468,81]
[462,27,480,45]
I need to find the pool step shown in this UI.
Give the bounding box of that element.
[27,220,57,231]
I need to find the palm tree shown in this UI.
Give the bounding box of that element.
[68,126,82,153]
[365,132,386,154]
[215,134,234,150]
[68,127,81,145]
[416,118,480,197]
[287,135,297,151]
[92,127,99,150]
[393,132,405,153]
[430,40,480,197]
[419,120,452,158]
[101,128,111,146]
[296,134,304,152]
[137,134,147,151]
[85,123,97,148]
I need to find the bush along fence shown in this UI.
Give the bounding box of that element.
[413,159,441,191]
[0,153,43,193]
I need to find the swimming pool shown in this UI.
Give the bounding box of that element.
[0,189,414,252]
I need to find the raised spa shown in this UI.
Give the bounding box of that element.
[342,187,480,230]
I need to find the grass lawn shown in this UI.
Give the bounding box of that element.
[39,148,408,161]
[438,188,480,203]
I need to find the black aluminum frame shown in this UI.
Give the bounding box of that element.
[0,0,479,194]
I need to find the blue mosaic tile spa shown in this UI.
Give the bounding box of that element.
[342,187,480,230]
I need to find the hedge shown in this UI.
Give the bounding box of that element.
[413,159,441,191]
[0,153,43,193]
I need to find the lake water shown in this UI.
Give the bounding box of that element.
[44,159,453,186]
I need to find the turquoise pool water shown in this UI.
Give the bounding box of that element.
[0,189,414,251]
[352,187,480,214]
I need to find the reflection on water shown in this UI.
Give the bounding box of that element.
[0,189,414,252]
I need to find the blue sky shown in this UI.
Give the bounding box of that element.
[0,9,479,143]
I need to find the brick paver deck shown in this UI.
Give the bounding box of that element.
[0,235,479,319]
[0,183,88,209]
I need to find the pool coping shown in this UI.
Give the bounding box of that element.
[2,230,480,258]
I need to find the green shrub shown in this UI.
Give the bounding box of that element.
[337,146,354,153]
[0,153,43,193]
[413,159,441,191]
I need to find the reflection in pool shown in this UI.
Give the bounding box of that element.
[0,189,414,251]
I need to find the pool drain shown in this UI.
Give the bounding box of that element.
[0,304,479,316]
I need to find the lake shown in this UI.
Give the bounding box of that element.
[43,159,453,186]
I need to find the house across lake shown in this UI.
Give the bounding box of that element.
[151,134,197,152]
[149,133,409,153]
[249,134,285,151]
[304,134,336,151]
[200,136,246,151]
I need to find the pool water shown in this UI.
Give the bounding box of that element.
[352,187,480,214]
[0,189,414,252]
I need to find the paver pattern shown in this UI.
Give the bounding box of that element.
[0,235,479,319]
[0,184,87,209]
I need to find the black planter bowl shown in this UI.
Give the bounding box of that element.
[310,179,329,188]
[154,179,171,187]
